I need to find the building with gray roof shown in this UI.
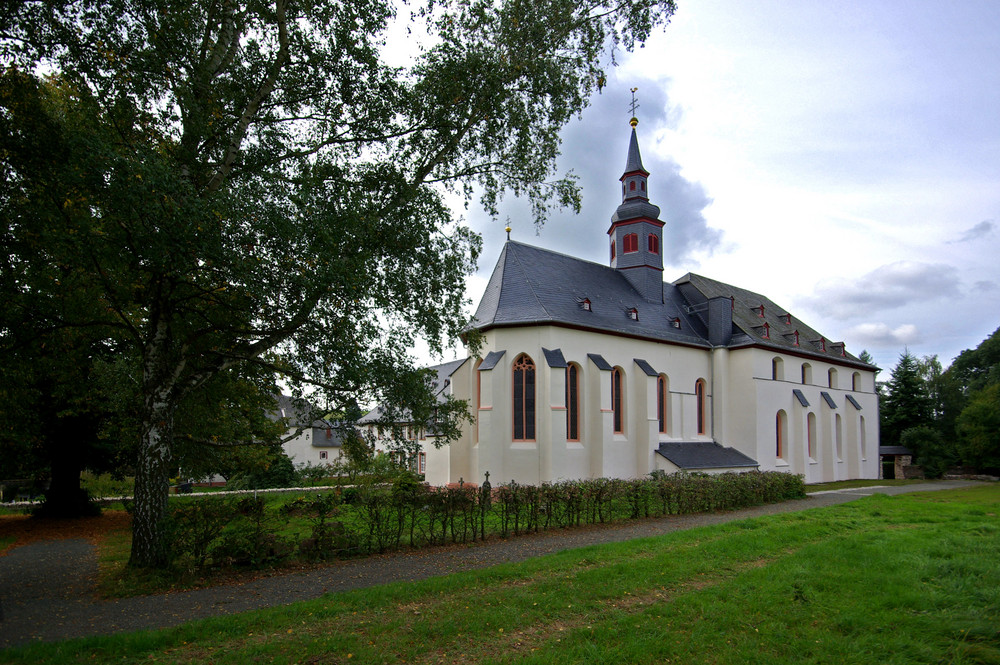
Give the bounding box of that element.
[418,119,880,486]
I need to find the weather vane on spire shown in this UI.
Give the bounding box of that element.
[629,87,639,127]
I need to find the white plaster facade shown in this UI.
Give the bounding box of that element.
[421,326,879,487]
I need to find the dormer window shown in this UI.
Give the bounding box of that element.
[628,308,639,321]
[757,304,765,318]
[623,233,638,253]
[784,313,792,325]
[793,330,799,346]
[581,298,592,312]
[648,234,659,254]
[671,317,681,329]
[763,322,770,339]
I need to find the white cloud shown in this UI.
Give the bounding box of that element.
[804,261,960,320]
[845,323,921,347]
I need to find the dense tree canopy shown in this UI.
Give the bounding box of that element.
[879,328,1000,475]
[1,0,676,566]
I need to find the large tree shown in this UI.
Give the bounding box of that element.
[1,0,675,566]
[880,350,933,449]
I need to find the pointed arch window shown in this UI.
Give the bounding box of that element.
[512,354,536,441]
[657,375,668,434]
[776,410,787,458]
[807,412,817,460]
[612,367,624,434]
[695,379,707,435]
[566,364,580,441]
[623,233,638,253]
[648,234,659,254]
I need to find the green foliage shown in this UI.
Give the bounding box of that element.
[2,0,676,567]
[150,470,804,575]
[227,452,297,490]
[880,350,934,448]
[899,426,953,479]
[956,383,1000,472]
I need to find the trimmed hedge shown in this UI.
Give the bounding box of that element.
[162,471,805,570]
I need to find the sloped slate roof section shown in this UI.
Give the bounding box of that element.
[674,272,877,370]
[820,391,838,409]
[467,241,709,347]
[427,358,470,401]
[634,358,658,377]
[793,389,810,407]
[478,350,506,371]
[846,395,863,410]
[542,347,568,368]
[656,441,759,469]
[588,353,613,371]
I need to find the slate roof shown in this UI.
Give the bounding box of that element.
[469,241,709,348]
[656,441,759,470]
[358,358,469,424]
[467,240,877,371]
[879,445,915,457]
[273,394,354,447]
[674,273,876,369]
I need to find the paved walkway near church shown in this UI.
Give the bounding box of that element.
[0,480,985,650]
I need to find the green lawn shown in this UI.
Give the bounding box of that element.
[6,485,999,664]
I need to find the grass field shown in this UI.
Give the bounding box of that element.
[4,485,998,664]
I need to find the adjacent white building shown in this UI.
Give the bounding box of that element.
[408,120,880,486]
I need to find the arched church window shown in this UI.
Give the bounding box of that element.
[512,354,536,441]
[612,367,624,434]
[657,375,668,434]
[648,234,659,254]
[566,363,580,441]
[629,181,636,191]
[695,379,707,435]
[776,410,787,458]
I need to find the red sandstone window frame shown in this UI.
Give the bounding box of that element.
[612,367,624,434]
[512,354,536,441]
[695,379,706,435]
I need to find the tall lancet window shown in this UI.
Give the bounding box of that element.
[612,367,624,434]
[512,355,536,441]
[566,364,580,441]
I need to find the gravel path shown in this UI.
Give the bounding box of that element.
[0,480,984,650]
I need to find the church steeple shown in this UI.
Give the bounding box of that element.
[608,114,665,303]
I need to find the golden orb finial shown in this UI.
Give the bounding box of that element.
[505,224,512,240]
[630,116,638,128]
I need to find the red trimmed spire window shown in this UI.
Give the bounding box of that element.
[648,234,659,254]
[623,233,638,253]
[611,239,616,261]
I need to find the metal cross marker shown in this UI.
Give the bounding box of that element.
[629,87,640,117]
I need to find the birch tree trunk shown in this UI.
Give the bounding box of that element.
[129,321,177,568]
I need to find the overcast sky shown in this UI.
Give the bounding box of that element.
[436,0,1000,375]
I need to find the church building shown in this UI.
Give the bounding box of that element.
[416,119,881,486]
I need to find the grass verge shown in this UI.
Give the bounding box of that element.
[5,485,999,664]
[805,478,928,491]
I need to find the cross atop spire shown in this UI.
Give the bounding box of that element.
[629,87,640,127]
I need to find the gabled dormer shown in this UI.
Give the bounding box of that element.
[609,117,665,303]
